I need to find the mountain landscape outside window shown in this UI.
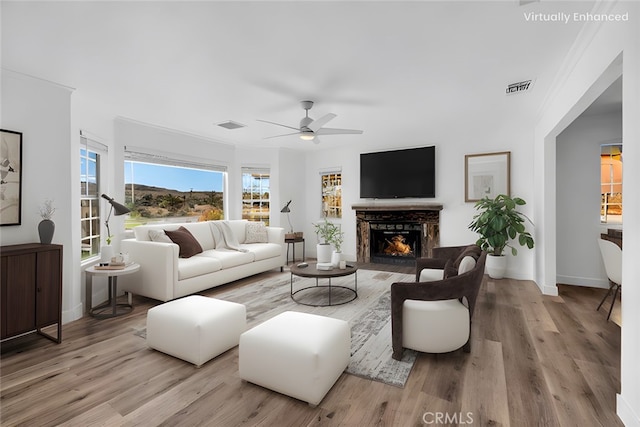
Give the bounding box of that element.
[124,161,225,229]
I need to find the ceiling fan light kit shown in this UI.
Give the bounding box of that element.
[258,100,363,143]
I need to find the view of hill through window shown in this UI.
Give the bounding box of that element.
[124,161,225,228]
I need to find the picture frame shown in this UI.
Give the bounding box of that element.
[1,129,23,226]
[465,151,510,202]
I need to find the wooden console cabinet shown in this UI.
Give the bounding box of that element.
[1,243,63,343]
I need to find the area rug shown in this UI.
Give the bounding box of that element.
[134,268,418,388]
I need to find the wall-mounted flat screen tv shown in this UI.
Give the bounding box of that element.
[360,146,435,198]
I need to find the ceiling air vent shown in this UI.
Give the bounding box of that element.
[506,79,535,95]
[216,120,246,130]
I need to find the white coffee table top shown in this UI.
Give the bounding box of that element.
[86,262,140,276]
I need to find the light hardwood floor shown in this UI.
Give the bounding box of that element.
[1,266,622,426]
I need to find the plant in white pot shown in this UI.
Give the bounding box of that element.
[313,218,344,266]
[468,194,534,279]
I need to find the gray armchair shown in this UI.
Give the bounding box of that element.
[391,245,487,360]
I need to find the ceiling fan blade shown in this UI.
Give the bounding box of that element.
[308,113,337,132]
[256,119,300,131]
[263,132,302,140]
[315,127,363,135]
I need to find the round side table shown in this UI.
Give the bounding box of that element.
[85,263,140,319]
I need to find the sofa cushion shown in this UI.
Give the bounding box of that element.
[165,227,203,258]
[177,256,222,280]
[199,248,255,269]
[241,242,282,261]
[149,229,173,243]
[181,222,216,250]
[245,221,268,244]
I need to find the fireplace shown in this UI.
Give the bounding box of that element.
[352,203,442,266]
[370,222,421,265]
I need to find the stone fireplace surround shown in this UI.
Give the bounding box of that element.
[352,203,442,264]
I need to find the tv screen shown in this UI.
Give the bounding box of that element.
[360,146,435,198]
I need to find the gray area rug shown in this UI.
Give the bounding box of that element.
[134,269,417,388]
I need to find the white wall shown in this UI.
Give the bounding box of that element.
[303,131,537,279]
[556,111,622,288]
[534,1,640,424]
[0,70,80,322]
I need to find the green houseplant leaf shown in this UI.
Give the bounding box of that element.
[468,194,535,256]
[313,218,344,252]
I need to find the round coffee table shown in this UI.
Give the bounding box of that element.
[289,263,358,306]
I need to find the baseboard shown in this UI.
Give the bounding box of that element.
[556,275,608,288]
[617,393,640,427]
[62,302,84,324]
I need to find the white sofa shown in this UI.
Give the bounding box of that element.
[119,220,285,302]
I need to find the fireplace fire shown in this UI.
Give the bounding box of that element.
[370,222,421,265]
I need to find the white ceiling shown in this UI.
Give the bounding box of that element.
[1,1,597,151]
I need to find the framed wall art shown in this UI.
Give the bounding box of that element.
[465,151,510,202]
[1,129,23,226]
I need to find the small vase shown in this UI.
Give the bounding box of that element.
[38,219,55,244]
[331,251,342,268]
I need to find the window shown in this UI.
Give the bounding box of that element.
[321,172,342,218]
[124,150,225,228]
[600,142,622,224]
[242,168,270,225]
[80,134,106,260]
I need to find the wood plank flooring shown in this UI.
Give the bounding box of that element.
[0,266,622,426]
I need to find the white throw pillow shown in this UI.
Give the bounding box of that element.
[245,221,268,244]
[457,256,477,275]
[148,229,173,243]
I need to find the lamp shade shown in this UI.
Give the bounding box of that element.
[101,194,131,216]
[281,200,292,213]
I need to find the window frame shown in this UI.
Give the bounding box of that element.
[242,167,271,225]
[80,133,108,262]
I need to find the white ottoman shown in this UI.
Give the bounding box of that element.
[146,295,246,367]
[239,311,350,406]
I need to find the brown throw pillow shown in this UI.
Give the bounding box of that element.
[453,245,481,269]
[443,259,458,279]
[164,226,203,258]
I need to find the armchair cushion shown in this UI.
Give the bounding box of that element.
[443,259,458,279]
[453,245,481,269]
[457,256,477,275]
[392,251,487,360]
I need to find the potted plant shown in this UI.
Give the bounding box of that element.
[468,194,534,278]
[313,218,344,265]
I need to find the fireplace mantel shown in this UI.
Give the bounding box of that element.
[351,202,443,212]
[352,203,441,264]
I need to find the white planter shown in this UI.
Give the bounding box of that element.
[100,245,115,264]
[331,251,343,268]
[316,243,333,264]
[486,254,507,279]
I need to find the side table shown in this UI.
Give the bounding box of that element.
[86,263,140,319]
[285,237,305,265]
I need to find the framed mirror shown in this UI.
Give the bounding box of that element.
[465,151,510,202]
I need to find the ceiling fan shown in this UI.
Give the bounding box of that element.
[258,100,363,144]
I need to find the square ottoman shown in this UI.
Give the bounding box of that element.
[146,295,246,367]
[239,311,351,406]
